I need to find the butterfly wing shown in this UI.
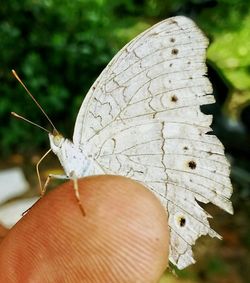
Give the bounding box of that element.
[73,16,233,269]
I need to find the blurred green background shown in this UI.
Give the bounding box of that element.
[0,0,249,282]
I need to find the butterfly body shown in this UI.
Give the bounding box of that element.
[49,133,93,178]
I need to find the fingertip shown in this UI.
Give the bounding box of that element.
[0,176,169,282]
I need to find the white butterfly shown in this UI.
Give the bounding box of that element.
[14,16,233,269]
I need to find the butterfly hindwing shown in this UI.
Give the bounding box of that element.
[73,16,233,269]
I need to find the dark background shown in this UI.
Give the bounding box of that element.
[0,1,249,282]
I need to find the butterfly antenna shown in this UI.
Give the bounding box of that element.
[12,70,58,133]
[11,112,50,133]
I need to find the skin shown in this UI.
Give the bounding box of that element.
[0,175,169,283]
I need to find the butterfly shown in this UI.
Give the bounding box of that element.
[13,16,233,269]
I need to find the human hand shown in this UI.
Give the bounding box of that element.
[0,175,169,283]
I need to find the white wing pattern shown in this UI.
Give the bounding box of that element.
[73,16,233,269]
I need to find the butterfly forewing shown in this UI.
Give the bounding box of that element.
[73,16,233,269]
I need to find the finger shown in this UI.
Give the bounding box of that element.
[0,175,169,283]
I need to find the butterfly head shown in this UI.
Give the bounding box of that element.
[49,130,66,154]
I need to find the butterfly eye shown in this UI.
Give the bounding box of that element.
[53,134,63,147]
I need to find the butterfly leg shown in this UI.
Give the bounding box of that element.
[36,148,52,196]
[72,177,86,216]
[45,172,86,216]
[42,174,69,196]
[21,149,52,215]
[22,174,69,216]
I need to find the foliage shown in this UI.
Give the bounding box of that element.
[0,0,111,153]
[199,0,250,119]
